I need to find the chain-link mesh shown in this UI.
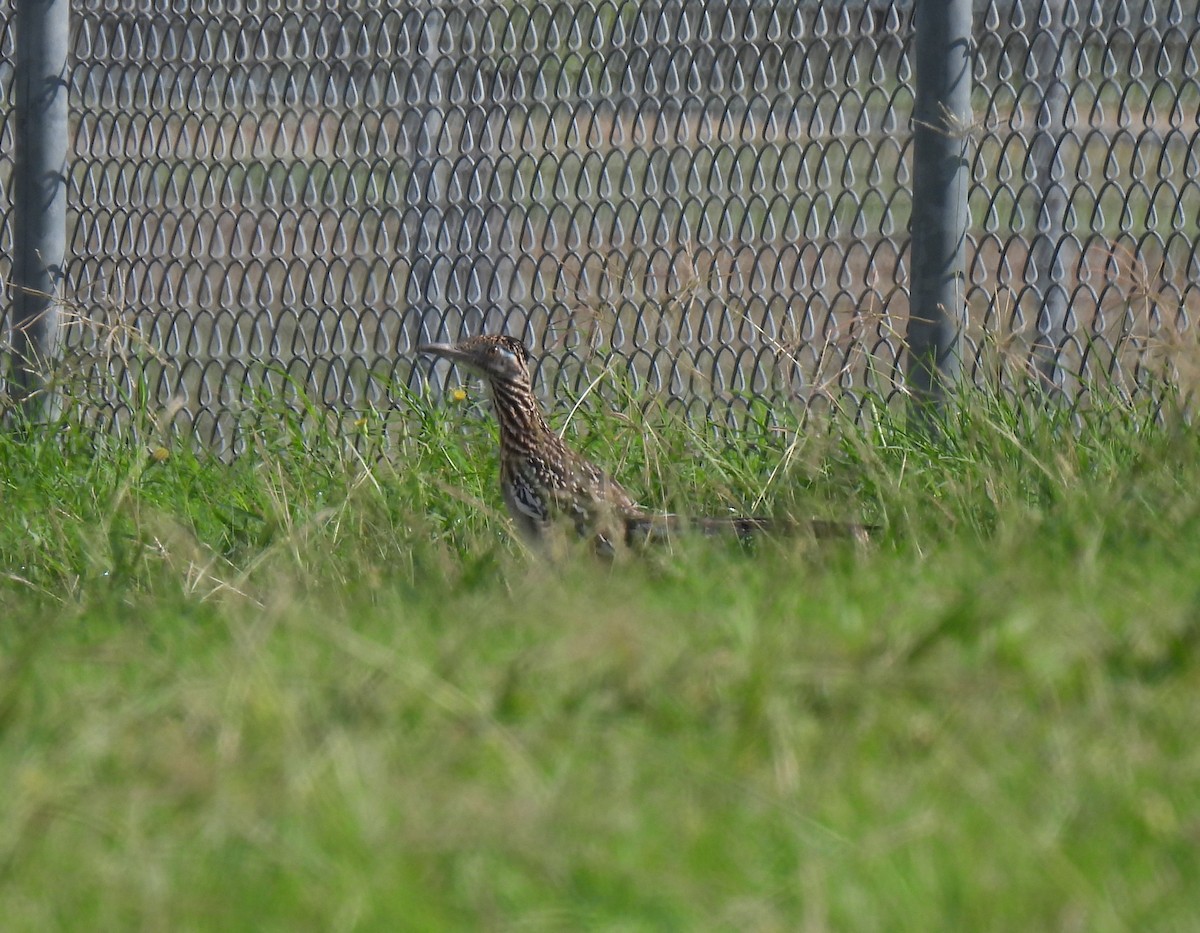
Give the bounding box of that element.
[1,1,1197,452]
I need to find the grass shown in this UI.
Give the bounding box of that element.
[1,377,1199,931]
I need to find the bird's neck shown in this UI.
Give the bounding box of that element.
[487,377,557,458]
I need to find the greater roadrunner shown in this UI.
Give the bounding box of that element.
[418,334,872,554]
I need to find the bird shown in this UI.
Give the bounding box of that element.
[417,334,874,555]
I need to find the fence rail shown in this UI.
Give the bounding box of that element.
[2,0,1197,451]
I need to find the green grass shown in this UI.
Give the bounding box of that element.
[2,381,1199,931]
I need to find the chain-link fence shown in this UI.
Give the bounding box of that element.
[1,1,1197,452]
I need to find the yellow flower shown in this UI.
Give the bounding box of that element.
[450,387,468,403]
[150,446,171,463]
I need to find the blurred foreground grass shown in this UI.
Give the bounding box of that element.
[1,383,1198,931]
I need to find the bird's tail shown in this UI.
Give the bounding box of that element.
[624,513,877,546]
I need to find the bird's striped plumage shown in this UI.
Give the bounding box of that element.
[418,334,874,553]
[419,335,638,553]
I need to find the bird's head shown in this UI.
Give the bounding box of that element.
[418,334,533,387]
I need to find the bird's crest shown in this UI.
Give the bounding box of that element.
[418,334,532,383]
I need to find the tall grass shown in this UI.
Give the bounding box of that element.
[1,365,1198,930]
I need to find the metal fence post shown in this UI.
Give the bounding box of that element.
[9,0,70,416]
[906,0,973,423]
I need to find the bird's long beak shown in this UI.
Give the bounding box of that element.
[418,342,484,377]
[417,342,455,357]
[418,342,467,362]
